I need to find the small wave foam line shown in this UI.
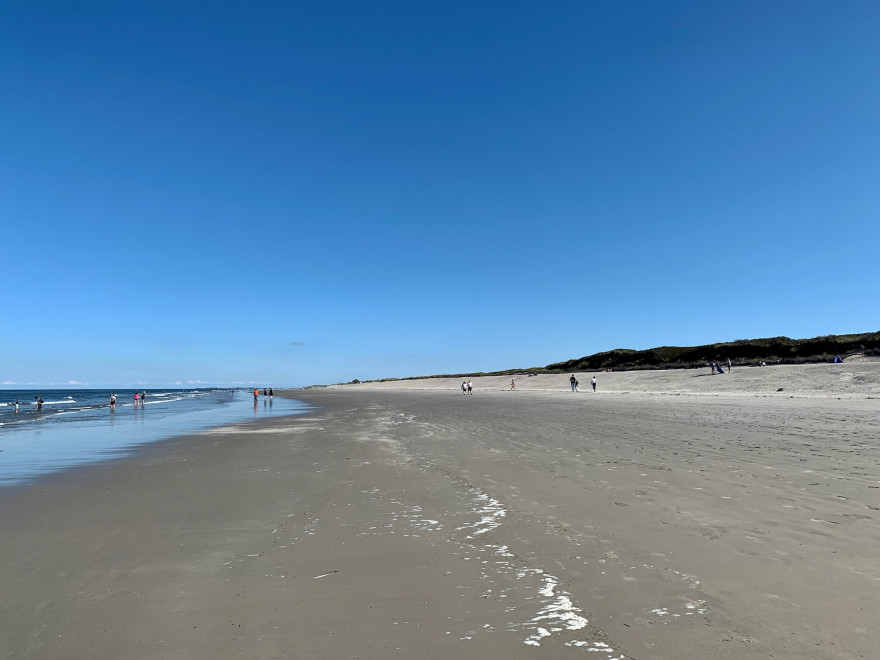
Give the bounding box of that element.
[454,490,506,539]
[453,488,623,655]
[521,572,588,646]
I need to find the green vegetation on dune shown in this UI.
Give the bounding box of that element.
[545,331,880,373]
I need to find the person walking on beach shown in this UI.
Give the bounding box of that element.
[134,391,139,408]
[510,379,516,391]
[14,401,19,413]
[467,380,473,395]
[110,393,117,409]
[727,358,732,373]
[253,388,259,404]
[570,375,577,392]
[141,391,146,406]
[591,376,597,392]
[710,361,716,375]
[269,388,273,398]
[462,381,467,395]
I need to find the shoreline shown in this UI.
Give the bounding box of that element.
[0,390,309,488]
[2,364,878,658]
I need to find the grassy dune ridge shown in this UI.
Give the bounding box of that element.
[343,331,880,384]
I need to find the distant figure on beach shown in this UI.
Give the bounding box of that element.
[467,380,473,395]
[110,394,117,409]
[510,379,516,391]
[269,388,273,398]
[253,388,259,403]
[134,391,139,407]
[35,396,43,411]
[141,391,146,405]
[462,381,467,395]
[14,401,20,413]
[727,358,732,372]
[570,375,577,392]
[711,361,716,375]
[591,376,597,392]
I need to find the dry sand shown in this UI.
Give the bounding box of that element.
[1,361,878,659]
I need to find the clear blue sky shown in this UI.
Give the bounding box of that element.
[2,1,878,388]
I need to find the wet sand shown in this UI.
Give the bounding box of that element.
[1,362,878,659]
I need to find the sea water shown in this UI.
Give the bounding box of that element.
[0,389,309,487]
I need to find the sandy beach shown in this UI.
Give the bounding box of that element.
[2,361,878,659]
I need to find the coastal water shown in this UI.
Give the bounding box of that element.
[0,389,309,487]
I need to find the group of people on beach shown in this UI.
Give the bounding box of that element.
[710,358,733,374]
[108,392,147,410]
[254,388,274,403]
[461,381,473,395]
[569,375,598,392]
[8,396,47,413]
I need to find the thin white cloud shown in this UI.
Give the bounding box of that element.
[2,381,16,385]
